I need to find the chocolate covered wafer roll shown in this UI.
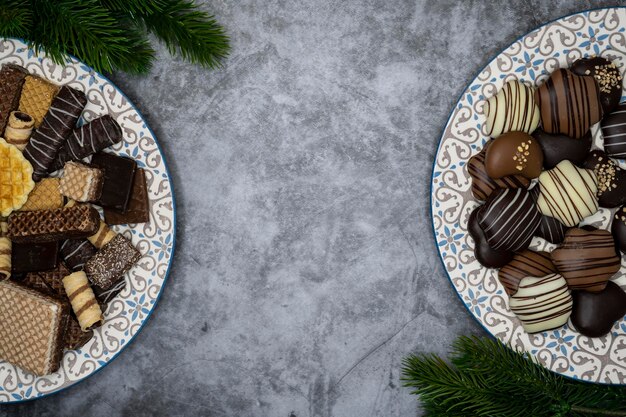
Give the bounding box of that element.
[8,205,100,242]
[0,222,10,280]
[24,85,87,181]
[4,111,34,150]
[87,221,117,249]
[62,271,103,331]
[0,64,28,133]
[51,115,123,172]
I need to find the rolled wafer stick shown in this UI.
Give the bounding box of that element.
[87,221,117,249]
[4,111,34,150]
[0,222,10,280]
[62,271,103,331]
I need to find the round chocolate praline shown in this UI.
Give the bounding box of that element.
[571,56,622,114]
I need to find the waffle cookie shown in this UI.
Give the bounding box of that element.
[18,75,59,128]
[0,280,69,376]
[0,64,28,133]
[51,115,123,172]
[0,138,35,216]
[59,162,103,202]
[85,234,140,291]
[104,169,150,225]
[24,86,87,181]
[8,205,100,243]
[4,111,34,150]
[19,178,63,211]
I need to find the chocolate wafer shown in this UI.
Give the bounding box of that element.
[60,239,97,271]
[8,205,100,243]
[18,75,59,128]
[24,85,87,181]
[90,152,137,211]
[0,222,10,280]
[0,280,69,376]
[85,234,140,290]
[0,64,28,133]
[104,168,150,225]
[19,178,63,211]
[11,241,59,274]
[51,115,123,172]
[59,162,103,202]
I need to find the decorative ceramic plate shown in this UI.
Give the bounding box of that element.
[0,38,176,401]
[432,8,626,384]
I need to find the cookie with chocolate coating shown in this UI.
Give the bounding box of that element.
[468,144,530,201]
[531,129,592,170]
[484,132,543,179]
[601,103,626,159]
[583,150,626,208]
[611,205,626,254]
[498,250,556,296]
[484,79,540,138]
[571,56,622,115]
[570,281,626,338]
[467,207,514,268]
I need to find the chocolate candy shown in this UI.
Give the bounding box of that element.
[90,152,137,211]
[0,280,69,376]
[0,64,28,133]
[104,168,151,225]
[23,85,87,181]
[60,239,97,271]
[85,234,140,291]
[498,250,556,296]
[484,79,540,138]
[601,103,626,159]
[570,281,626,338]
[11,241,59,274]
[531,129,592,169]
[467,207,514,268]
[583,150,626,208]
[477,188,541,252]
[484,132,543,179]
[8,205,100,243]
[51,115,123,172]
[611,206,626,254]
[535,160,598,227]
[509,273,572,334]
[535,68,602,139]
[535,214,568,244]
[571,56,622,115]
[551,228,620,292]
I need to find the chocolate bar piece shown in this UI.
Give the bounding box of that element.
[60,239,97,271]
[51,115,123,172]
[104,168,150,225]
[0,280,69,376]
[85,234,140,291]
[93,277,126,304]
[0,64,28,133]
[90,152,137,211]
[24,86,87,181]
[11,241,59,274]
[8,205,100,243]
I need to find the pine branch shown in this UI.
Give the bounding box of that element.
[0,1,32,39]
[402,336,626,417]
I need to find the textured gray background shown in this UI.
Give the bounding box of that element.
[0,1,619,416]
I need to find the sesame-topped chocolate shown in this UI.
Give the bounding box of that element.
[583,149,626,208]
[484,132,543,179]
[571,56,622,114]
[467,144,530,201]
[84,234,140,291]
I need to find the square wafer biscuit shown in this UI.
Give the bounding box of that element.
[59,162,103,202]
[18,75,59,128]
[19,178,63,211]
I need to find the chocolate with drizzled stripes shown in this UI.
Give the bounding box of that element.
[468,144,530,201]
[601,103,626,159]
[50,115,122,173]
[484,79,540,138]
[509,273,572,333]
[498,250,556,296]
[23,85,87,181]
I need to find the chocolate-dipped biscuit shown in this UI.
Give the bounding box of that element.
[551,228,620,292]
[498,250,556,296]
[467,145,530,201]
[583,150,626,208]
[535,68,603,139]
[484,132,543,179]
[60,239,97,271]
[611,205,626,254]
[509,273,572,334]
[531,129,592,169]
[484,79,540,138]
[571,56,622,115]
[0,64,28,134]
[535,214,568,244]
[570,281,626,338]
[477,188,541,252]
[467,207,514,268]
[535,160,598,227]
[601,103,626,159]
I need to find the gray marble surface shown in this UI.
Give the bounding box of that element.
[0,1,619,416]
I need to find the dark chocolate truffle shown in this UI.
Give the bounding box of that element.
[611,205,626,254]
[535,214,568,244]
[571,56,622,115]
[570,281,626,338]
[531,129,592,169]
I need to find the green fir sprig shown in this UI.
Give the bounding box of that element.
[402,336,626,417]
[0,0,229,74]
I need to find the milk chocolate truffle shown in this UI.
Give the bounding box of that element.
[467,207,514,268]
[583,150,626,208]
[535,69,603,139]
[551,228,620,292]
[531,129,592,169]
[477,188,541,252]
[498,250,556,296]
[571,56,622,115]
[509,273,572,334]
[484,80,540,138]
[484,132,543,179]
[467,144,530,201]
[535,214,568,244]
[601,103,626,159]
[535,160,598,227]
[570,281,626,338]
[611,205,626,254]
